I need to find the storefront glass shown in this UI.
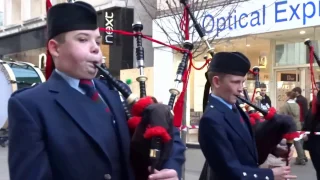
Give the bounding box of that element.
[270,26,320,108]
[275,43,307,66]
[275,69,301,110]
[185,27,320,144]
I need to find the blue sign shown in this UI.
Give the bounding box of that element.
[202,0,320,36]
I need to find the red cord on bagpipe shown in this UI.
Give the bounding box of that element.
[308,45,319,115]
[98,3,210,129]
[45,0,53,80]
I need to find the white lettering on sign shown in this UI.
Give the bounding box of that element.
[104,12,114,44]
[287,75,295,81]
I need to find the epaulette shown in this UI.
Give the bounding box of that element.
[203,104,215,114]
[11,84,39,97]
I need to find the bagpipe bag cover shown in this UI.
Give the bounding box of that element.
[130,103,174,179]
[253,113,297,164]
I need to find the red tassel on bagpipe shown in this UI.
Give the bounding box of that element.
[46,0,52,11]
[305,40,319,115]
[309,46,318,115]
[45,50,53,80]
[45,0,54,80]
[173,64,191,127]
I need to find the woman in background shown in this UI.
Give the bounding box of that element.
[279,91,307,165]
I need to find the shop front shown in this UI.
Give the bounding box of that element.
[152,0,320,145]
[0,7,134,79]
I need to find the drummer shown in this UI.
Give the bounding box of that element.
[7,1,185,180]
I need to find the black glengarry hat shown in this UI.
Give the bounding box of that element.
[47,1,98,40]
[208,52,251,76]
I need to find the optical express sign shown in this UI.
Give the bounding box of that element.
[201,0,320,37]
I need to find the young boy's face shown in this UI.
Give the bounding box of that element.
[49,28,103,79]
[212,74,245,104]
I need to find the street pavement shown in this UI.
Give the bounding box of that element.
[184,148,317,180]
[0,147,317,180]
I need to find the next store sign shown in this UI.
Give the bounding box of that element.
[202,0,320,37]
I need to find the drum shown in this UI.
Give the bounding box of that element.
[0,60,45,128]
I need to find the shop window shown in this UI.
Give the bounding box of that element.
[275,42,307,66]
[275,40,320,66]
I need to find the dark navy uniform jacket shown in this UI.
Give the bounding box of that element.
[7,71,186,180]
[199,95,273,180]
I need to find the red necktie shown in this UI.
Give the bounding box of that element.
[232,105,243,123]
[79,79,110,112]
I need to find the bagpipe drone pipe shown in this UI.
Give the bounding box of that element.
[95,21,194,180]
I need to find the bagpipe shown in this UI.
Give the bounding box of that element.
[236,66,300,166]
[95,21,194,179]
[235,39,320,167]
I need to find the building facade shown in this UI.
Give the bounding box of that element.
[152,0,320,144]
[0,0,155,78]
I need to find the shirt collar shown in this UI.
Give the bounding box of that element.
[211,93,233,109]
[55,69,80,90]
[287,99,296,103]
